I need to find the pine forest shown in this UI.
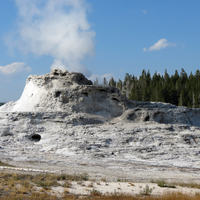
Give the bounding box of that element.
[94,68,200,108]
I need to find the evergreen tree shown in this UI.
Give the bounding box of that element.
[98,68,200,108]
[116,79,123,91]
[109,77,116,87]
[93,78,99,86]
[103,77,108,86]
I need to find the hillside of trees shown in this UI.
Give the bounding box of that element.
[94,68,200,108]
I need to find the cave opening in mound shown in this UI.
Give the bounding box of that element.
[144,116,150,121]
[55,91,61,97]
[31,134,41,142]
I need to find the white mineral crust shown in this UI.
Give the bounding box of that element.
[0,68,200,182]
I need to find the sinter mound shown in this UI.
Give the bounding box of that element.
[0,69,200,182]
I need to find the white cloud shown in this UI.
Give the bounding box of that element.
[142,10,147,14]
[5,0,95,77]
[0,62,31,75]
[143,38,176,52]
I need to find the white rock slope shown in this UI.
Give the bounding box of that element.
[0,69,200,182]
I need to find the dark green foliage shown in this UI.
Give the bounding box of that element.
[109,77,116,87]
[156,180,176,188]
[92,69,200,108]
[0,102,5,106]
[151,180,176,188]
[117,69,200,108]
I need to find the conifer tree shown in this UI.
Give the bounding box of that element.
[109,77,116,87]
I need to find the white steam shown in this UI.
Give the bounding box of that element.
[7,0,95,77]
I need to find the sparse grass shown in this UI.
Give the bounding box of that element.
[59,172,89,181]
[1,172,200,200]
[81,172,89,181]
[155,179,200,189]
[75,192,200,200]
[151,179,176,188]
[0,172,89,199]
[57,174,67,180]
[0,161,14,167]
[21,180,33,189]
[90,189,102,196]
[101,177,106,182]
[172,181,200,189]
[139,185,153,196]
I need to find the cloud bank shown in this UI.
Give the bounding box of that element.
[6,0,95,77]
[143,38,176,52]
[0,62,31,75]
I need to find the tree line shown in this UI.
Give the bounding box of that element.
[94,68,200,108]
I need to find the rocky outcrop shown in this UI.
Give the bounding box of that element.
[1,69,200,178]
[0,69,129,120]
[1,68,200,126]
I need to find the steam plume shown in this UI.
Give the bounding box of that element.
[7,0,95,77]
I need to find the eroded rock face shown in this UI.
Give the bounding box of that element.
[1,69,200,179]
[1,69,200,126]
[0,69,129,119]
[1,68,200,127]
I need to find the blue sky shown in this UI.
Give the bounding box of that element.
[0,0,200,102]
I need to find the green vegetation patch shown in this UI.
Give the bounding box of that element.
[99,68,200,108]
[0,161,15,167]
[151,179,176,188]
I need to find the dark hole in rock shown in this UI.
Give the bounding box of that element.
[31,134,41,142]
[56,91,61,97]
[82,92,88,97]
[98,89,106,92]
[110,89,115,93]
[62,73,66,76]
[134,108,141,112]
[53,72,59,76]
[112,98,120,103]
[144,116,150,121]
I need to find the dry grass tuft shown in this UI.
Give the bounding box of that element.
[0,172,88,199]
[0,172,200,200]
